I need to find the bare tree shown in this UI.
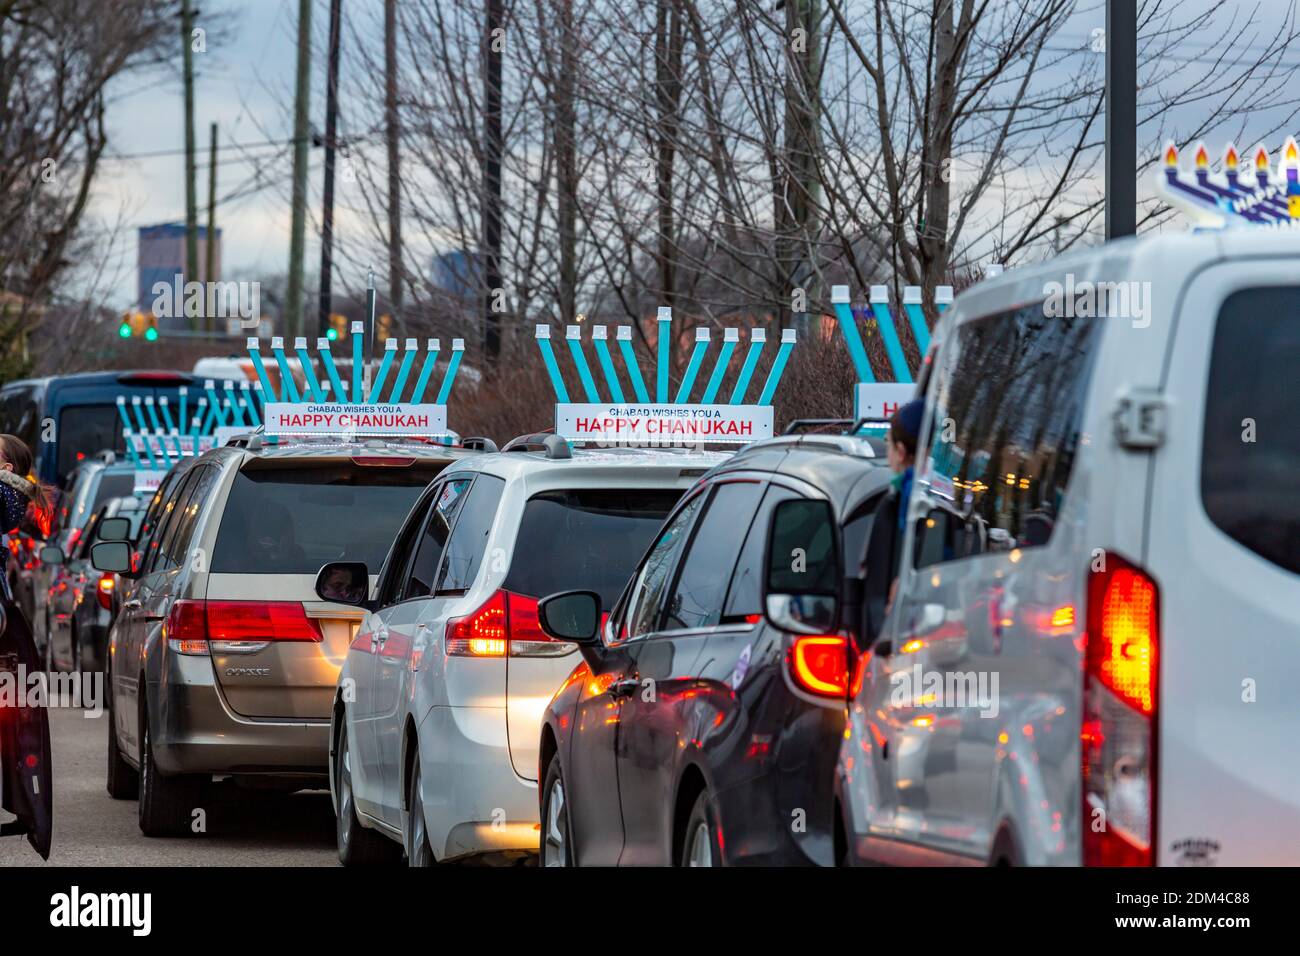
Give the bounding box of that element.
[0,0,176,378]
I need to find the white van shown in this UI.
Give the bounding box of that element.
[838,230,1299,866]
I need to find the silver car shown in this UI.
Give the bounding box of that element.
[323,438,726,865]
[92,436,476,836]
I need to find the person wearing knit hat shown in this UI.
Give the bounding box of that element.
[887,400,924,532]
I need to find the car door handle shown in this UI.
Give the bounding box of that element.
[608,678,640,699]
[122,599,142,611]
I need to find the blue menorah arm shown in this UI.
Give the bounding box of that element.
[870,286,912,384]
[674,330,710,404]
[591,329,625,403]
[617,328,650,403]
[757,329,796,405]
[296,338,326,402]
[535,326,570,403]
[388,339,419,404]
[730,330,766,404]
[434,340,465,406]
[565,327,601,402]
[409,340,440,403]
[701,330,738,404]
[655,307,672,403]
[246,338,280,402]
[368,340,399,402]
[831,286,875,384]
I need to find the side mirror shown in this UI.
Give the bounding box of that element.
[537,590,601,645]
[91,541,132,574]
[97,516,132,542]
[765,498,841,635]
[39,545,65,566]
[315,561,370,607]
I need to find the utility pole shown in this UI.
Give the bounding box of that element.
[181,0,199,331]
[385,0,403,322]
[286,0,312,340]
[482,0,503,359]
[206,122,217,334]
[1105,0,1137,239]
[318,0,342,341]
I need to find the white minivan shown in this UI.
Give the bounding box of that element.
[838,229,1299,866]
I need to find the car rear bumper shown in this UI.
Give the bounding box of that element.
[149,653,329,779]
[417,704,539,860]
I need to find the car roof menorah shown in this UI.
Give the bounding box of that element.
[1157,138,1300,229]
[831,283,951,419]
[245,323,465,439]
[535,307,796,444]
[115,382,261,481]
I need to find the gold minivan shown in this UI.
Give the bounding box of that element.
[92,437,473,836]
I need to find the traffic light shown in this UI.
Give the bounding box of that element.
[327,313,347,341]
[117,311,158,341]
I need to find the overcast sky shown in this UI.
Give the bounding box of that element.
[85,0,1300,311]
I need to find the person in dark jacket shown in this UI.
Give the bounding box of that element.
[0,434,47,536]
[861,400,925,645]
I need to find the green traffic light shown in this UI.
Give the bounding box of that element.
[327,328,339,341]
[118,323,132,338]
[144,327,159,342]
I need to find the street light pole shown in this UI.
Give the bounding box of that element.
[318,0,343,341]
[1105,0,1137,240]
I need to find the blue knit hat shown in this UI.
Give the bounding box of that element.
[892,399,925,442]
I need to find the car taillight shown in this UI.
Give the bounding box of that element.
[65,528,81,553]
[96,573,115,610]
[1082,553,1158,867]
[206,601,324,644]
[165,599,210,656]
[445,589,572,658]
[788,634,850,697]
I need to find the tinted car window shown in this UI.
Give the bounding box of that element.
[404,478,471,600]
[376,483,439,606]
[436,475,506,592]
[662,481,765,631]
[723,485,798,620]
[623,493,705,639]
[1202,287,1300,574]
[211,464,433,574]
[503,489,684,611]
[163,467,219,570]
[57,405,122,480]
[919,303,1100,565]
[151,470,202,573]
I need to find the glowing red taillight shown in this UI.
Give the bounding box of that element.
[445,589,569,658]
[165,599,323,656]
[1082,553,1158,867]
[788,634,850,697]
[96,573,115,611]
[206,600,324,643]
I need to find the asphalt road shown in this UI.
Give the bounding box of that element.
[0,704,338,866]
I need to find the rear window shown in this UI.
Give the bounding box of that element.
[90,473,135,515]
[503,489,683,609]
[211,465,434,574]
[57,405,123,478]
[1201,287,1300,574]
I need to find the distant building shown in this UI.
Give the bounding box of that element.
[431,249,482,300]
[137,223,222,329]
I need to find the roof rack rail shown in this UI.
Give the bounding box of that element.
[782,418,854,436]
[462,436,499,453]
[849,416,892,434]
[502,432,571,460]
